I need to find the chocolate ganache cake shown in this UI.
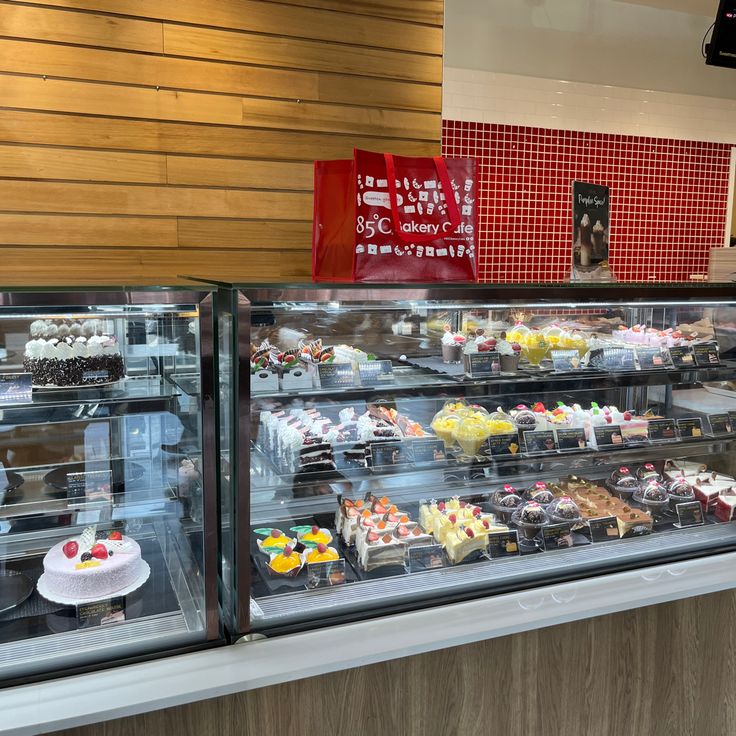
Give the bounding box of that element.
[24,319,125,387]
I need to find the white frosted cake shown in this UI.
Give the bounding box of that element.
[24,319,125,387]
[39,526,147,603]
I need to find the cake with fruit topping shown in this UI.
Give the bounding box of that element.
[444,525,489,564]
[24,319,125,387]
[38,526,147,602]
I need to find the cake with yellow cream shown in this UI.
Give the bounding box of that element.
[267,545,304,576]
[306,543,340,564]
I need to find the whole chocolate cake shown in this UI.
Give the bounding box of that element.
[23,319,125,387]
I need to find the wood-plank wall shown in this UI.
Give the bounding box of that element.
[52,590,736,736]
[0,0,443,284]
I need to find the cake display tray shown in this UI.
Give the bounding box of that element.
[32,378,125,391]
[43,460,146,494]
[36,560,151,606]
[0,571,34,614]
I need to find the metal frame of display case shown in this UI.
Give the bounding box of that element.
[0,287,223,687]
[226,282,736,639]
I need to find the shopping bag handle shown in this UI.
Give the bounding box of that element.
[384,154,462,243]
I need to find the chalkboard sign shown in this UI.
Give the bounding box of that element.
[411,438,447,466]
[550,349,583,372]
[406,544,445,572]
[668,345,695,368]
[677,417,704,439]
[317,363,355,388]
[692,341,720,367]
[306,559,347,589]
[464,351,500,378]
[556,427,587,451]
[588,516,620,542]
[0,373,32,405]
[486,530,520,558]
[357,360,394,386]
[524,430,557,454]
[77,597,125,628]
[648,419,678,442]
[368,441,411,469]
[594,424,624,447]
[708,413,733,436]
[484,432,521,457]
[589,347,636,372]
[636,347,667,370]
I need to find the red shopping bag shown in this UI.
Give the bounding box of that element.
[312,148,477,282]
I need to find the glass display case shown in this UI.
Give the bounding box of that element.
[225,283,736,637]
[0,288,221,684]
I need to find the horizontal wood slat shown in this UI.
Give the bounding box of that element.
[270,0,444,25]
[0,214,177,246]
[0,110,440,160]
[0,74,438,139]
[166,157,313,190]
[2,74,244,126]
[0,181,313,219]
[0,39,318,103]
[162,25,442,84]
[0,39,440,112]
[0,247,312,282]
[11,0,442,54]
[177,219,311,249]
[240,98,439,140]
[0,144,167,183]
[0,3,163,53]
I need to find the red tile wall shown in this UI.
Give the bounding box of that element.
[442,120,731,283]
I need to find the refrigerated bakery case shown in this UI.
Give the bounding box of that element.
[0,288,221,685]
[221,283,736,639]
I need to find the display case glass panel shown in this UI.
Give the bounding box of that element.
[231,284,736,636]
[0,288,220,684]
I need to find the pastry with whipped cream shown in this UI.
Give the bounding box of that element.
[24,319,125,387]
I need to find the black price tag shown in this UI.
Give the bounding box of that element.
[594,424,624,447]
[693,341,720,367]
[317,362,355,388]
[674,501,704,528]
[77,597,126,628]
[709,413,734,436]
[66,469,113,502]
[636,347,668,370]
[406,543,445,571]
[542,523,576,550]
[464,351,500,378]
[484,432,521,457]
[487,530,520,558]
[0,372,32,405]
[357,360,394,386]
[668,345,695,368]
[411,438,447,466]
[368,441,411,469]
[306,559,347,589]
[551,349,583,372]
[524,430,558,454]
[556,427,587,451]
[588,515,620,542]
[590,347,636,372]
[677,417,704,439]
[648,418,678,442]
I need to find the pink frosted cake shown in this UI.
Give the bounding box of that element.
[39,527,148,603]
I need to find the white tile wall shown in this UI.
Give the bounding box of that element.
[444,67,736,144]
